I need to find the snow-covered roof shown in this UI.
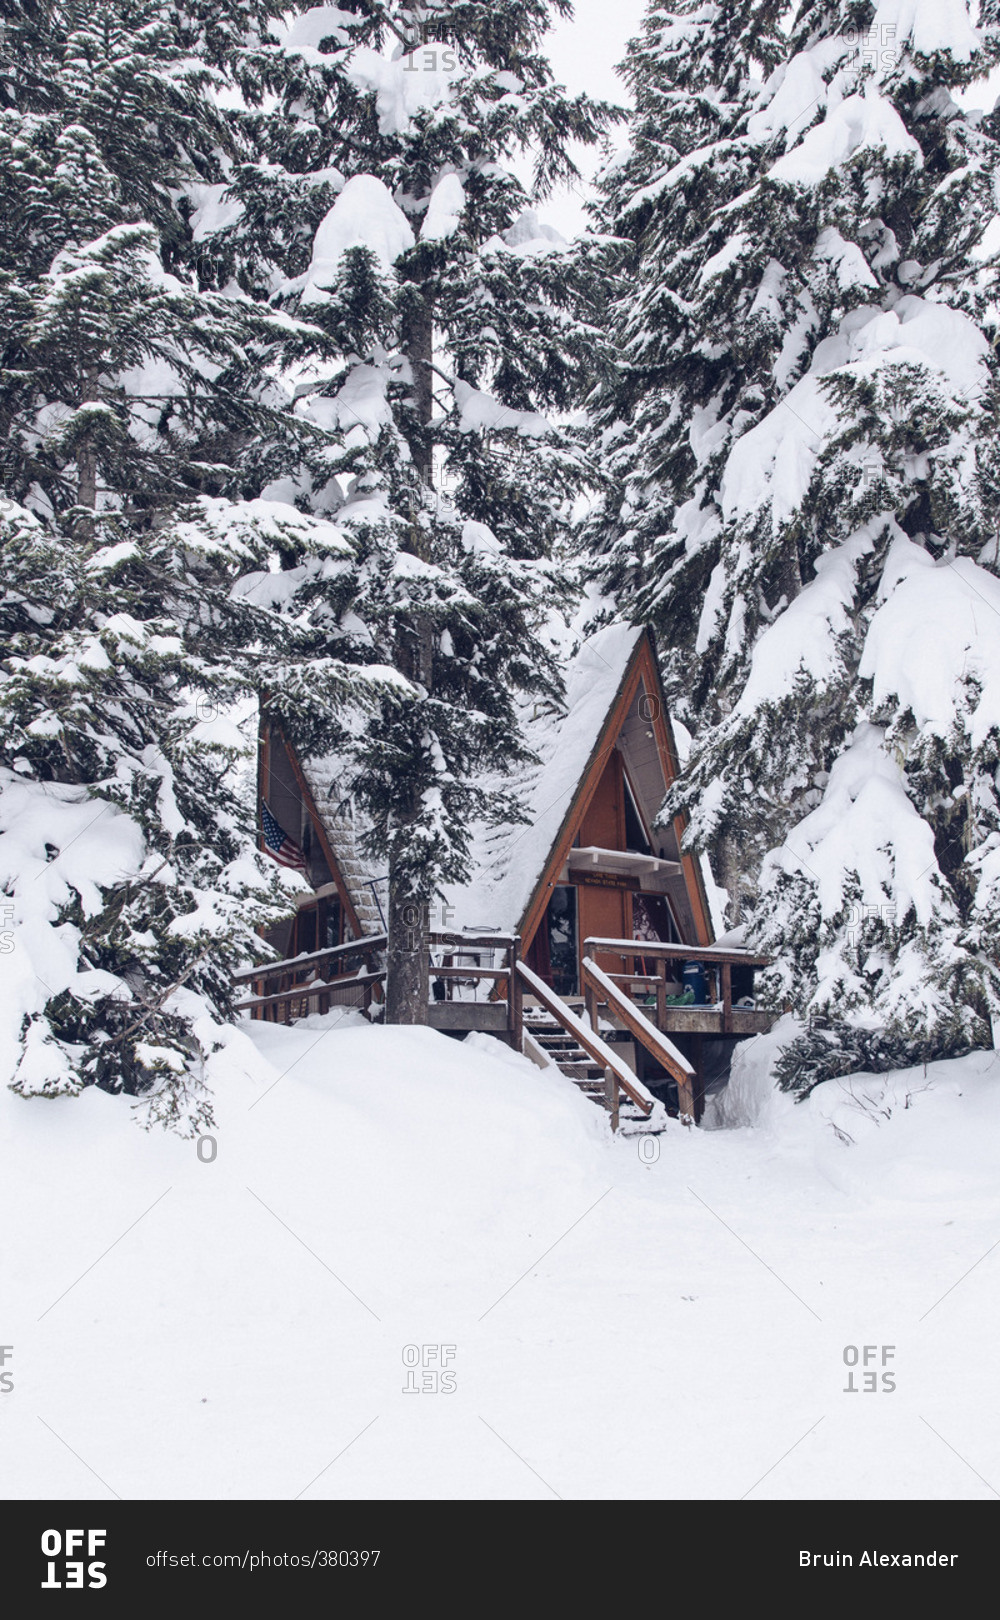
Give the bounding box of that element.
[298,622,648,936]
[443,622,645,932]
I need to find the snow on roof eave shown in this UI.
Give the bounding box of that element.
[295,752,387,936]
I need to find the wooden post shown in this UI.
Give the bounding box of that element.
[604,1068,619,1133]
[722,961,732,1035]
[693,1032,706,1124]
[508,939,523,1051]
[580,937,595,1033]
[584,980,599,1037]
[656,957,668,1028]
[677,1076,694,1125]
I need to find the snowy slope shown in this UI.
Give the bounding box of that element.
[2,1014,998,1500]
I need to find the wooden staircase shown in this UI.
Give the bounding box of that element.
[515,958,701,1132]
[516,961,663,1133]
[522,1008,655,1130]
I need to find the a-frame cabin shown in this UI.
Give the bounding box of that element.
[242,625,775,1124]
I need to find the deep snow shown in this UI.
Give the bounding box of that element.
[2,1013,998,1500]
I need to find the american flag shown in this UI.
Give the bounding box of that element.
[260,800,307,871]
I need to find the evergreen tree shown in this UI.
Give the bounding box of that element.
[590,0,1000,1087]
[0,495,297,1132]
[203,0,618,1022]
[585,0,785,609]
[0,1,361,1127]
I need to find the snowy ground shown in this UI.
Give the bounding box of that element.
[2,1013,998,1501]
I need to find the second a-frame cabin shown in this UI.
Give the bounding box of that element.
[237,625,775,1126]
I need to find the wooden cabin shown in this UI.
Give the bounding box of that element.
[237,625,775,1126]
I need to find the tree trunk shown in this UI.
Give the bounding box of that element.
[76,364,99,510]
[384,281,436,1026]
[402,290,434,488]
[385,591,434,1025]
[385,879,428,1026]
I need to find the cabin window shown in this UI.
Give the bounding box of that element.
[623,773,652,855]
[318,895,341,951]
[547,884,578,996]
[308,836,334,889]
[296,905,317,955]
[632,892,680,945]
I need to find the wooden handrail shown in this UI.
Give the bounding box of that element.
[234,969,385,1014]
[233,933,387,984]
[583,938,771,968]
[516,960,653,1117]
[582,958,694,1121]
[432,965,509,981]
[235,928,514,987]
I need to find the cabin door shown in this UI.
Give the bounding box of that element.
[576,882,628,980]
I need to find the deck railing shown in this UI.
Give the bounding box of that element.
[581,956,695,1120]
[582,938,772,1036]
[232,933,389,1022]
[429,932,522,1047]
[233,929,522,1042]
[517,959,654,1124]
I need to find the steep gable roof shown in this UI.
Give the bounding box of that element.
[274,623,713,945]
[442,622,647,933]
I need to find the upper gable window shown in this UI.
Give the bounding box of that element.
[623,772,652,855]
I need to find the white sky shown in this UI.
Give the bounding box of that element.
[535,0,1000,238]
[534,0,648,237]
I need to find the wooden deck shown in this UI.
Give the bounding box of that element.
[427,997,772,1038]
[233,930,777,1130]
[428,1000,509,1032]
[643,1002,772,1036]
[234,932,776,1043]
[581,937,775,1039]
